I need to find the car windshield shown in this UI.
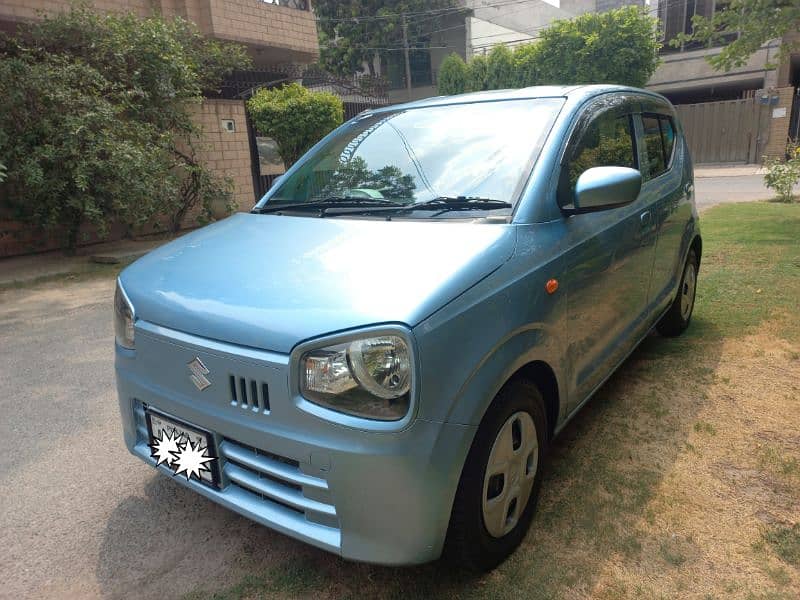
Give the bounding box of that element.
[258,97,564,217]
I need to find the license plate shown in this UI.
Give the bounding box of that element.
[145,407,219,487]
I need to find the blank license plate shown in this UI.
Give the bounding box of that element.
[145,408,219,487]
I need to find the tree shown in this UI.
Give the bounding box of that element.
[448,6,660,94]
[314,0,458,78]
[533,6,661,87]
[485,44,516,90]
[513,43,541,88]
[247,83,344,168]
[320,157,416,199]
[672,0,800,71]
[0,6,250,251]
[438,52,469,95]
[468,55,490,91]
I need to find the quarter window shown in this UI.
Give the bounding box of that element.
[641,114,676,180]
[561,110,637,203]
[660,117,676,163]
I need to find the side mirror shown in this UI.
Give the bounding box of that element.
[566,166,642,214]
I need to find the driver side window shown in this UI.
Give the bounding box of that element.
[559,110,637,206]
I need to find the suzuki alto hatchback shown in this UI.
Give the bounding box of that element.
[115,85,700,570]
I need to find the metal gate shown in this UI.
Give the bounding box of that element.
[674,96,767,164]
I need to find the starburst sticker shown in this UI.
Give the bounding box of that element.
[149,428,182,467]
[171,438,215,481]
[149,427,217,482]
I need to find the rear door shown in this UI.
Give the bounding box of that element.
[559,96,658,410]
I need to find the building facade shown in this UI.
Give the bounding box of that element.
[647,0,785,103]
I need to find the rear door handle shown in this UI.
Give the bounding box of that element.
[684,182,694,196]
[640,211,651,227]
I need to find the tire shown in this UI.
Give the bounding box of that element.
[657,249,698,337]
[443,379,548,572]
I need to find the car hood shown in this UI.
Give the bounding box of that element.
[120,213,515,353]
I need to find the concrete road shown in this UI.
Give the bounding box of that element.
[694,174,798,212]
[0,280,307,600]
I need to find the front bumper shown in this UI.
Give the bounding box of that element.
[115,322,476,565]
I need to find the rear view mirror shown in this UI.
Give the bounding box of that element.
[567,166,642,214]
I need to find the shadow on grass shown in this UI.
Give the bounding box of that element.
[98,317,723,600]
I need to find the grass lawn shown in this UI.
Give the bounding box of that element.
[186,202,800,600]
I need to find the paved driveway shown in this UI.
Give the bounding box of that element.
[0,280,305,599]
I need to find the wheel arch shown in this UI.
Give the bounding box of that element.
[442,325,564,438]
[690,234,702,269]
[507,361,560,440]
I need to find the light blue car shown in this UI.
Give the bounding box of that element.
[114,85,700,570]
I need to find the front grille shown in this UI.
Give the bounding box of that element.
[229,375,270,412]
[220,439,338,528]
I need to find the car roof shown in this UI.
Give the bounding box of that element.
[369,84,671,114]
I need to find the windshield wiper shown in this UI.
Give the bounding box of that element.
[321,195,512,217]
[406,196,512,211]
[253,196,404,214]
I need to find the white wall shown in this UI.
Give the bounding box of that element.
[465,0,593,56]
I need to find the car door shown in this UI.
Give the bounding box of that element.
[637,108,692,311]
[559,97,659,411]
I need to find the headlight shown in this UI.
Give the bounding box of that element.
[300,335,412,421]
[114,281,135,350]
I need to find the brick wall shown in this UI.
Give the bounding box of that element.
[763,86,796,159]
[205,0,318,60]
[188,99,256,216]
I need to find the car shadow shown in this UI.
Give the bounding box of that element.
[96,317,724,599]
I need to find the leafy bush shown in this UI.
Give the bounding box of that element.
[513,43,541,88]
[468,55,489,92]
[486,45,516,90]
[0,6,250,252]
[247,83,344,168]
[533,6,660,87]
[437,53,469,95]
[764,145,800,203]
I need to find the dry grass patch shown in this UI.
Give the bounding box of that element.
[186,203,800,600]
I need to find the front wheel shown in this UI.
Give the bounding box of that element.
[443,379,547,571]
[657,249,698,337]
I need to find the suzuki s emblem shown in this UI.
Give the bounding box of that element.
[187,357,212,391]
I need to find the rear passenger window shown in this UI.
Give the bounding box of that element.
[563,111,637,198]
[641,114,676,180]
